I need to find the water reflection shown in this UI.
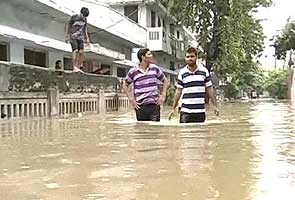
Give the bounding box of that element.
[249,102,295,200]
[0,101,294,199]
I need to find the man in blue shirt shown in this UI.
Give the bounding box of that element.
[169,47,219,123]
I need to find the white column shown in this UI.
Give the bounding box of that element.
[9,42,24,64]
[98,90,106,114]
[132,48,140,63]
[138,5,147,27]
[47,88,59,117]
[111,65,117,77]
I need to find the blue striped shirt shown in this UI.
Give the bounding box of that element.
[176,65,212,113]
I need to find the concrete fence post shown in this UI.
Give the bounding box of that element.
[98,90,106,114]
[47,88,59,117]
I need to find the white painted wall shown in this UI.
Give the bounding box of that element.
[0,2,67,67]
[110,4,148,34]
[131,48,140,63]
[104,0,198,52]
[35,0,147,47]
[9,42,24,64]
[0,1,141,70]
[0,2,66,42]
[111,65,117,76]
[138,5,147,28]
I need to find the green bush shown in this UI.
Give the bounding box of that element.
[224,83,240,99]
[263,69,288,99]
[165,86,175,106]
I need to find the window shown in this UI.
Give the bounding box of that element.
[117,67,127,77]
[170,24,175,35]
[149,31,159,40]
[93,64,110,75]
[163,20,166,38]
[79,60,101,73]
[100,64,110,75]
[63,57,72,70]
[170,61,175,71]
[24,49,46,67]
[151,11,156,27]
[124,5,138,23]
[177,31,180,39]
[0,43,8,61]
[158,17,161,27]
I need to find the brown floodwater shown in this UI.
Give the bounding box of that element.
[0,100,295,200]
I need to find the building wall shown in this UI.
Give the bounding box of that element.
[0,1,137,74]
[0,62,119,92]
[0,2,135,61]
[0,0,193,78]
[138,5,147,28]
[110,4,173,32]
[153,53,184,71]
[91,34,132,60]
[0,2,66,41]
[0,2,67,68]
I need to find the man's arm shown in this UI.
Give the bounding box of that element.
[122,81,132,100]
[172,88,183,110]
[66,17,73,41]
[85,25,90,44]
[161,77,169,97]
[206,86,216,106]
[123,81,139,110]
[157,77,169,105]
[206,86,219,115]
[168,87,182,120]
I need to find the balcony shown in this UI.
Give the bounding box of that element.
[147,27,185,60]
[34,0,147,47]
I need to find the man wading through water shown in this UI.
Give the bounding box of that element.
[123,48,169,121]
[169,47,219,123]
[66,7,90,73]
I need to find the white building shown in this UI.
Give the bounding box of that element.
[103,0,199,82]
[0,0,147,78]
[0,0,198,83]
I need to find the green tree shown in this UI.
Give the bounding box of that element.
[160,0,271,96]
[273,20,295,60]
[263,70,288,99]
[165,86,175,106]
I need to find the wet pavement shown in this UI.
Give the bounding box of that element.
[0,100,295,200]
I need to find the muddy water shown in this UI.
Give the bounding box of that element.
[0,101,295,200]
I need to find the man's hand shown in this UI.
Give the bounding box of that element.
[130,98,140,110]
[212,106,220,116]
[65,35,70,43]
[168,107,177,120]
[157,94,166,105]
[168,110,175,120]
[85,39,91,46]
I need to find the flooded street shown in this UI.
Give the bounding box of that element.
[0,101,295,200]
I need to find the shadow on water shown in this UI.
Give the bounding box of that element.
[0,100,295,200]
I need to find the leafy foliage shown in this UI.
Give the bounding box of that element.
[263,70,288,99]
[160,0,272,98]
[273,20,295,60]
[165,86,175,106]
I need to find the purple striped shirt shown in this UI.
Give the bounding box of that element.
[125,64,165,105]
